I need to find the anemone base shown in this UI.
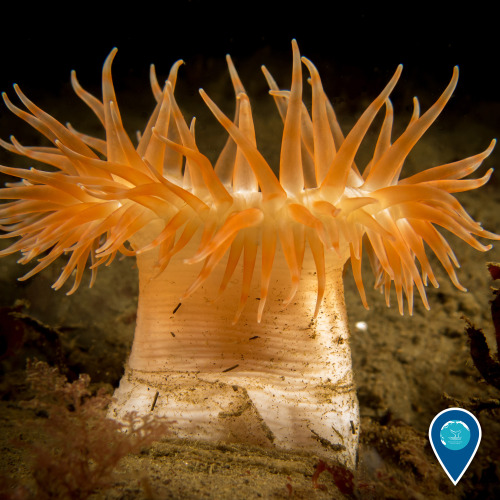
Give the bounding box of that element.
[110,365,358,468]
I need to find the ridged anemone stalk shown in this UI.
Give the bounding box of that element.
[0,40,498,469]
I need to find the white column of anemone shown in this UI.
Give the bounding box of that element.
[111,222,359,469]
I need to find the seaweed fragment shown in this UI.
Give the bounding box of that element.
[4,360,171,500]
[465,262,500,391]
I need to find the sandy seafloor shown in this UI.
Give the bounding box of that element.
[0,30,499,499]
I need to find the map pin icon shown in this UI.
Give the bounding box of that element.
[429,407,482,485]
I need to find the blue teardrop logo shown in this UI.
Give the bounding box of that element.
[429,408,481,485]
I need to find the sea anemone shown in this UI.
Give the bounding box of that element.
[0,40,497,469]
